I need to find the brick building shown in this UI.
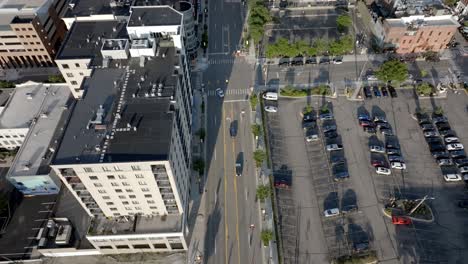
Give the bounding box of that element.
[383,15,460,54]
[0,0,69,69]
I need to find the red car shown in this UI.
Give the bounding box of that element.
[392,216,411,225]
[359,120,375,127]
[371,160,386,167]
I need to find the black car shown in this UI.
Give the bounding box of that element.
[235,152,243,177]
[302,121,316,130]
[319,56,330,64]
[458,200,468,209]
[303,114,315,122]
[429,143,445,152]
[363,126,376,134]
[420,123,435,131]
[388,86,397,97]
[380,128,393,136]
[353,241,369,252]
[274,175,291,189]
[386,142,400,149]
[375,121,391,129]
[388,155,404,162]
[418,118,432,125]
[305,56,317,64]
[426,137,442,144]
[436,123,451,131]
[342,204,359,214]
[432,151,450,159]
[381,86,389,97]
[450,150,467,159]
[230,120,238,137]
[278,57,290,66]
[324,131,338,139]
[372,86,381,97]
[454,158,468,167]
[440,130,456,137]
[334,171,350,181]
[291,56,304,66]
[330,155,346,164]
[363,86,372,98]
[386,148,401,155]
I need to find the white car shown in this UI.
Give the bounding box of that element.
[445,137,459,143]
[376,167,391,175]
[306,134,319,142]
[424,131,439,137]
[367,75,378,81]
[323,208,340,217]
[460,166,468,173]
[391,162,406,170]
[264,106,278,113]
[370,145,385,153]
[326,144,343,151]
[443,174,462,182]
[216,88,224,98]
[447,143,464,151]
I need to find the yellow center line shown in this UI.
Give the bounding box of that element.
[231,104,241,264]
[222,106,228,264]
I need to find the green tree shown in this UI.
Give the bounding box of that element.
[329,35,354,55]
[336,14,352,32]
[249,93,258,110]
[443,0,457,6]
[420,70,428,78]
[302,105,313,115]
[192,158,205,175]
[320,104,330,114]
[256,184,271,202]
[313,38,328,55]
[46,75,65,83]
[251,124,262,138]
[253,149,266,167]
[433,106,444,116]
[416,83,433,96]
[260,229,274,246]
[248,1,271,44]
[295,40,310,56]
[375,60,408,84]
[0,81,15,88]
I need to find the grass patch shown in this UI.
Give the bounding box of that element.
[335,251,378,264]
[250,93,258,110]
[280,85,331,97]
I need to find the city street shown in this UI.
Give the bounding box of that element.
[201,0,263,264]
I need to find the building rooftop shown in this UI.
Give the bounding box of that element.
[0,0,51,11]
[386,15,460,28]
[53,42,179,165]
[6,82,72,178]
[89,213,183,236]
[128,6,182,27]
[56,20,128,60]
[64,0,131,18]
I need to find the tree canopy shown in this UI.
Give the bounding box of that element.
[248,1,271,44]
[375,60,408,83]
[336,15,352,32]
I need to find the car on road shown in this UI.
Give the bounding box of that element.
[370,145,385,153]
[445,137,459,143]
[235,153,243,177]
[432,151,450,159]
[305,56,317,64]
[359,120,374,127]
[363,86,372,98]
[323,125,337,133]
[264,106,278,113]
[230,120,238,137]
[323,208,340,217]
[437,158,454,166]
[324,131,338,139]
[376,167,391,175]
[363,126,376,134]
[444,174,462,182]
[388,155,404,162]
[388,86,397,97]
[216,88,224,98]
[454,158,468,167]
[381,86,389,97]
[391,161,406,170]
[424,130,439,137]
[386,148,401,155]
[380,128,393,136]
[372,86,381,97]
[262,92,278,101]
[447,143,464,151]
[326,144,343,151]
[392,216,411,225]
[319,113,334,120]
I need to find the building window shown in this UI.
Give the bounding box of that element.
[150,206,158,209]
[125,206,132,210]
[132,201,139,204]
[114,166,122,171]
[133,244,151,249]
[126,189,134,193]
[84,167,93,172]
[62,64,69,69]
[110,208,117,211]
[131,165,141,171]
[123,201,129,205]
[89,176,98,180]
[75,63,80,67]
[129,195,136,199]
[122,182,130,186]
[135,174,144,178]
[98,190,106,194]
[147,200,155,204]
[107,175,115,179]
[102,167,111,172]
[66,73,73,77]
[429,31,433,36]
[144,194,152,198]
[94,183,103,187]
[71,81,78,85]
[106,202,114,205]
[138,181,147,186]
[141,188,150,192]
[115,189,123,193]
[102,196,110,199]
[118,195,126,199]
[111,182,119,187]
[135,207,142,210]
[118,175,126,179]
[79,72,84,76]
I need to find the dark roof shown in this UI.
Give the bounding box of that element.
[56,20,128,60]
[53,44,179,165]
[133,0,192,12]
[64,0,131,18]
[128,6,182,27]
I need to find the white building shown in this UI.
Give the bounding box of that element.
[2,81,72,195]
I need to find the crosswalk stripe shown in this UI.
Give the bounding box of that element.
[207,89,250,96]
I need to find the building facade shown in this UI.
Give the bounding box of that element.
[0,0,69,69]
[383,15,459,53]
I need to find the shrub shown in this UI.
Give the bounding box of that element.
[251,124,262,137]
[253,149,266,167]
[260,229,273,246]
[249,93,258,110]
[46,75,65,83]
[302,106,313,115]
[0,81,15,88]
[310,85,331,95]
[416,83,434,96]
[256,184,271,202]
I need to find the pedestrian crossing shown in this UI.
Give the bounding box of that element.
[208,58,239,65]
[207,88,250,96]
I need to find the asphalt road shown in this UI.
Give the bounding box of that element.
[202,0,262,263]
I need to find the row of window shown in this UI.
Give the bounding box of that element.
[0,140,22,146]
[0,134,25,139]
[97,242,183,250]
[14,27,34,31]
[61,63,83,69]
[83,165,141,173]
[66,72,84,77]
[97,187,151,194]
[93,180,147,187]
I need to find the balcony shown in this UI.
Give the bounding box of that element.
[60,168,77,177]
[162,194,175,200]
[66,176,81,184]
[155,174,169,181]
[158,182,171,188]
[76,190,91,197]
[71,183,86,190]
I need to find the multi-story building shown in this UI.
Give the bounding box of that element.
[0,0,69,69]
[455,0,468,16]
[40,9,193,254]
[383,15,460,53]
[3,81,72,195]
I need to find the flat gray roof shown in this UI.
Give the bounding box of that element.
[56,20,128,60]
[64,0,131,18]
[53,43,179,165]
[128,6,182,27]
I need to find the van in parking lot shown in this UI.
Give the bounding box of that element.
[262,92,278,101]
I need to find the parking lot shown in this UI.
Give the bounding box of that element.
[264,89,468,263]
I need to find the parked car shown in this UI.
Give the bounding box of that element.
[319,56,330,64]
[324,131,338,139]
[459,166,468,173]
[370,145,385,153]
[263,92,278,101]
[429,143,446,152]
[447,143,464,151]
[374,116,387,123]
[319,113,334,120]
[385,142,400,149]
[376,167,391,175]
[326,144,343,151]
[386,148,401,155]
[391,162,406,170]
[380,128,393,136]
[305,129,319,142]
[388,86,397,97]
[291,56,304,66]
[371,160,386,167]
[323,125,337,133]
[363,126,376,134]
[333,56,343,64]
[302,121,316,130]
[363,86,372,98]
[216,88,225,98]
[445,137,459,143]
[278,57,290,66]
[342,204,359,214]
[388,155,404,162]
[381,86,389,97]
[437,124,451,132]
[230,120,238,137]
[424,130,439,137]
[420,124,435,131]
[437,158,453,166]
[433,116,448,124]
[264,106,278,113]
[432,151,450,159]
[323,208,340,217]
[426,137,442,144]
[375,122,391,129]
[274,176,291,188]
[334,171,350,181]
[330,155,346,164]
[444,173,462,182]
[392,216,411,225]
[305,56,317,64]
[358,114,371,121]
[359,120,374,127]
[440,130,456,137]
[453,158,468,167]
[372,86,381,97]
[367,75,378,81]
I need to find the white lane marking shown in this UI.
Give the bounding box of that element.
[214,148,217,160]
[245,189,248,201]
